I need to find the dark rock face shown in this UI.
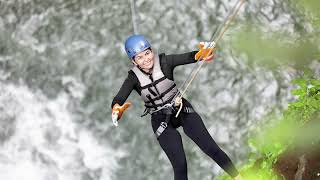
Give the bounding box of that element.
[274,152,299,180]
[274,149,320,180]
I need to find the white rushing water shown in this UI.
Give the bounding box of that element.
[0,82,125,180]
[0,0,311,179]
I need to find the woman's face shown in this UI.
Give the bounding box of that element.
[132,49,154,72]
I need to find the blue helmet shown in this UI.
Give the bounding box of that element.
[125,35,151,59]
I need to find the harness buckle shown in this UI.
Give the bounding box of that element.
[160,122,168,129]
[155,122,168,138]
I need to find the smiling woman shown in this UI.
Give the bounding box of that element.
[111,34,242,180]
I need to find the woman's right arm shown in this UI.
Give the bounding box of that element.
[111,73,136,108]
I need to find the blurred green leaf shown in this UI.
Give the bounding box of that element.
[230,24,319,70]
[289,101,304,107]
[295,0,320,27]
[311,79,320,86]
[292,78,307,89]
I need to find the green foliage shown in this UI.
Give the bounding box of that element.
[215,70,320,180]
[216,159,281,180]
[288,71,320,124]
[291,0,320,28]
[229,0,320,71]
[217,1,320,179]
[230,25,319,69]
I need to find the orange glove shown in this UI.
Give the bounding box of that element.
[112,102,131,126]
[195,41,216,61]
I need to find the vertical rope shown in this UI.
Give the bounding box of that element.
[130,0,139,34]
[174,0,246,117]
[179,0,246,99]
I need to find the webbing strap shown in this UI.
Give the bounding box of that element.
[155,108,173,139]
[154,106,195,139]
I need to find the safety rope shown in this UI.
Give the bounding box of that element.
[174,0,246,117]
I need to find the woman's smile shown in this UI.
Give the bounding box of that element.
[144,60,151,66]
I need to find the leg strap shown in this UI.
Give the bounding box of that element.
[155,108,172,139]
[154,106,195,139]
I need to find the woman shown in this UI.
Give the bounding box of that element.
[111,34,242,180]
